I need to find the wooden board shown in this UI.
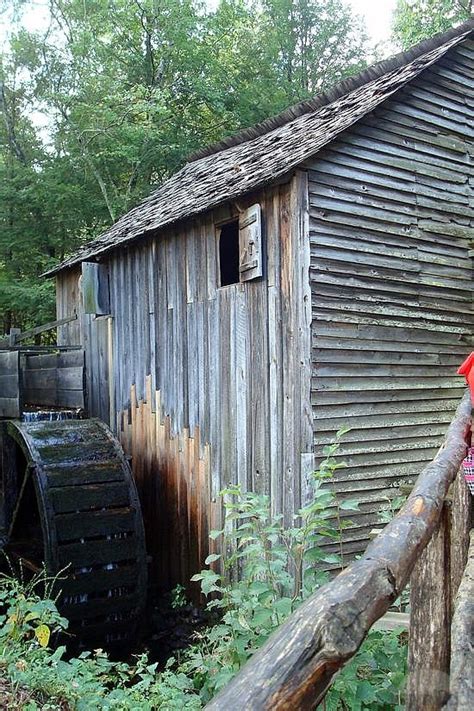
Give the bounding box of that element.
[81,262,110,315]
[22,351,85,410]
[0,351,21,418]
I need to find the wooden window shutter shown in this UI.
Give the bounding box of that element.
[82,262,110,315]
[239,204,262,281]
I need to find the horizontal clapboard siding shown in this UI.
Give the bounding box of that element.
[307,38,474,556]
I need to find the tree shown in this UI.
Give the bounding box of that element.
[0,53,60,333]
[260,0,369,104]
[392,0,472,49]
[0,0,372,334]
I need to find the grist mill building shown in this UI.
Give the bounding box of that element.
[45,21,474,587]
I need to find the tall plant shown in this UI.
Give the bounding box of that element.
[188,428,360,699]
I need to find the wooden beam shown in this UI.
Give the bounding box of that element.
[407,502,452,709]
[0,423,19,540]
[372,611,410,631]
[7,346,83,353]
[15,315,78,342]
[449,474,473,612]
[0,315,77,348]
[205,390,471,711]
[443,530,474,711]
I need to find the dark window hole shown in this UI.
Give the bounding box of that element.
[219,220,239,286]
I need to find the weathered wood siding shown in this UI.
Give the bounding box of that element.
[56,271,81,346]
[22,351,85,410]
[307,38,474,560]
[56,172,312,589]
[0,351,21,418]
[55,37,474,584]
[57,269,111,423]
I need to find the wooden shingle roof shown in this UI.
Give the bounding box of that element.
[47,20,474,276]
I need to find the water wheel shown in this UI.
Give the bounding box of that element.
[0,417,147,648]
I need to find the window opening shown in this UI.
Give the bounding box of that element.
[219,220,240,286]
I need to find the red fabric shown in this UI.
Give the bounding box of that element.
[457,352,474,398]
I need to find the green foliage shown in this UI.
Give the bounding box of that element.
[171,584,188,610]
[325,628,408,711]
[378,493,406,524]
[185,431,372,702]
[0,566,69,649]
[0,0,371,333]
[0,567,201,709]
[392,0,472,49]
[0,433,407,709]
[259,0,369,103]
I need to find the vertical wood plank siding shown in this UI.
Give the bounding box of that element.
[56,173,312,589]
[56,270,81,346]
[306,39,474,560]
[56,268,110,422]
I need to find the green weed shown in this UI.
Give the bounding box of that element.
[0,431,407,709]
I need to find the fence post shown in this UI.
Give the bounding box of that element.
[443,530,474,710]
[8,328,20,347]
[449,474,473,610]
[407,501,452,710]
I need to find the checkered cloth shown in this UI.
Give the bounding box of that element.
[462,448,474,495]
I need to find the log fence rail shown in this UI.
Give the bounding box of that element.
[0,316,77,349]
[206,391,473,710]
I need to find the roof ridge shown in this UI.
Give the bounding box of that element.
[187,18,474,163]
[44,20,474,277]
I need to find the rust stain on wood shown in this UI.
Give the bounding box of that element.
[119,376,211,592]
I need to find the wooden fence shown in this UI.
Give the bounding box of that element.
[0,348,84,418]
[22,350,85,410]
[0,317,84,416]
[0,351,21,418]
[206,390,473,711]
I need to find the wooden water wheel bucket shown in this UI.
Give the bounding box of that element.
[0,417,147,648]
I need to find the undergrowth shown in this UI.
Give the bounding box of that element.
[0,432,407,710]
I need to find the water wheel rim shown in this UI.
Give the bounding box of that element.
[2,418,148,646]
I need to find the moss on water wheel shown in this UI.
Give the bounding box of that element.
[0,418,147,649]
